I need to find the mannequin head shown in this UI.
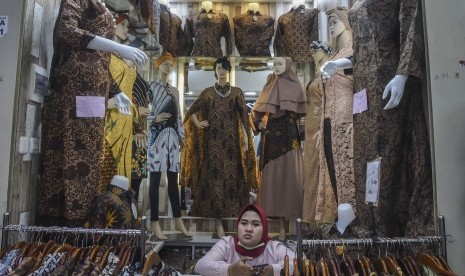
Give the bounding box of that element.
[114,13,129,43]
[214,57,232,80]
[273,57,287,76]
[201,1,213,11]
[329,16,346,39]
[248,3,260,13]
[326,7,352,35]
[291,0,305,9]
[154,52,176,81]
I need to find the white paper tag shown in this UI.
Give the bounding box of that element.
[131,203,138,219]
[76,96,105,118]
[353,88,368,114]
[365,157,381,205]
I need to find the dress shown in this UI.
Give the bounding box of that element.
[38,0,120,226]
[181,85,258,218]
[315,44,355,223]
[233,11,275,57]
[185,9,232,57]
[159,4,189,56]
[274,6,319,62]
[349,0,433,237]
[99,54,138,191]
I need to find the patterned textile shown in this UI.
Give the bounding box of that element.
[131,73,152,180]
[274,6,319,62]
[233,11,275,57]
[100,252,120,275]
[71,246,106,275]
[0,250,19,274]
[38,0,120,226]
[6,257,35,276]
[30,253,67,276]
[86,184,137,229]
[148,80,185,173]
[181,85,258,217]
[99,54,138,192]
[48,254,76,276]
[147,0,161,48]
[120,261,141,275]
[349,0,433,237]
[159,4,189,56]
[315,44,355,223]
[185,9,232,57]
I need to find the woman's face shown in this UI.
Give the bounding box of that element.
[237,210,263,247]
[273,57,287,76]
[329,16,346,38]
[215,63,229,79]
[115,19,129,41]
[159,60,175,75]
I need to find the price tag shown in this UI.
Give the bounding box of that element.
[365,157,381,205]
[0,16,8,37]
[353,88,368,114]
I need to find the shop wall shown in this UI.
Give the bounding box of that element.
[424,0,465,273]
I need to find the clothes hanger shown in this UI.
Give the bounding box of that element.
[99,246,115,269]
[141,251,162,276]
[418,253,459,276]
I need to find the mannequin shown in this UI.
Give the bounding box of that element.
[158,0,189,56]
[321,0,433,237]
[147,52,192,240]
[314,7,356,224]
[181,57,258,237]
[274,1,319,62]
[302,41,332,225]
[251,57,306,240]
[184,2,232,57]
[99,13,139,191]
[38,0,147,226]
[233,3,275,57]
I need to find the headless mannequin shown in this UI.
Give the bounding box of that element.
[201,0,213,12]
[292,0,305,9]
[149,59,192,240]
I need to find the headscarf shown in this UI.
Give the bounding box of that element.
[311,40,332,55]
[154,52,176,69]
[326,7,352,33]
[233,204,270,258]
[252,57,307,116]
[115,13,129,25]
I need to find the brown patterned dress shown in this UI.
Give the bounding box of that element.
[159,4,189,56]
[349,0,433,237]
[38,0,120,226]
[181,85,258,218]
[274,6,319,62]
[185,9,232,57]
[233,11,275,57]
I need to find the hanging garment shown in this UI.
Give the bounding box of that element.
[159,4,189,56]
[233,11,275,57]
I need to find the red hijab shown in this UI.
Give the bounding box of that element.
[233,204,271,258]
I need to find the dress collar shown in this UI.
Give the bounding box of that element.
[246,10,261,16]
[200,9,215,14]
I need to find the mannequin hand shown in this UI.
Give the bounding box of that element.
[115,92,132,115]
[115,43,148,67]
[320,58,353,81]
[135,131,147,148]
[227,257,254,276]
[138,107,151,117]
[313,106,321,116]
[258,121,266,131]
[382,74,408,110]
[256,265,274,276]
[107,97,118,109]
[312,130,321,150]
[155,112,172,123]
[196,120,209,129]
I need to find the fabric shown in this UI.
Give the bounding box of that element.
[149,171,182,221]
[6,257,35,276]
[154,52,176,69]
[48,254,76,276]
[195,236,295,276]
[100,252,120,275]
[181,85,258,218]
[4,255,24,274]
[274,6,319,62]
[148,80,184,173]
[147,0,161,48]
[71,246,106,275]
[115,12,129,25]
[185,9,232,57]
[159,4,189,56]
[233,204,270,258]
[30,253,67,276]
[38,0,120,226]
[99,54,138,192]
[252,58,307,116]
[315,43,355,223]
[233,11,275,57]
[0,250,19,274]
[349,0,433,237]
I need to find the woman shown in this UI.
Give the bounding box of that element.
[147,52,191,240]
[181,57,258,237]
[195,204,295,276]
[251,57,306,240]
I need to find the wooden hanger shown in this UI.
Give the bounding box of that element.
[99,246,115,269]
[71,247,84,264]
[141,251,162,276]
[89,245,102,262]
[436,255,452,272]
[54,243,72,253]
[354,257,368,276]
[418,253,459,276]
[406,256,421,275]
[117,246,134,270]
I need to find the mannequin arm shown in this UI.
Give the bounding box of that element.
[87,36,148,66]
[382,74,408,110]
[191,114,209,128]
[320,58,353,80]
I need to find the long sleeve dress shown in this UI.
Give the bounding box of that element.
[38,0,121,226]
[349,0,433,237]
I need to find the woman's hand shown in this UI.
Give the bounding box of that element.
[227,257,254,276]
[256,265,274,276]
[135,131,147,148]
[154,112,172,123]
[107,97,118,109]
[138,107,151,117]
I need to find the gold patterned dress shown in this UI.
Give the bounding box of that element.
[99,54,137,191]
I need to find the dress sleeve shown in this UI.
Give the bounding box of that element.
[396,0,425,79]
[184,89,208,121]
[273,16,285,57]
[235,88,248,127]
[184,17,195,56]
[54,0,99,50]
[195,238,231,276]
[310,9,319,47]
[222,15,233,56]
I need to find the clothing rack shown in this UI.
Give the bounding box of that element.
[0,212,147,266]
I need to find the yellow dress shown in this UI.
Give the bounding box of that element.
[99,54,137,191]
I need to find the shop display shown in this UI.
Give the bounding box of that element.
[159,0,189,56]
[302,41,332,224]
[147,52,192,240]
[251,57,306,240]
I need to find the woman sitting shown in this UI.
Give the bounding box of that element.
[195,204,295,276]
